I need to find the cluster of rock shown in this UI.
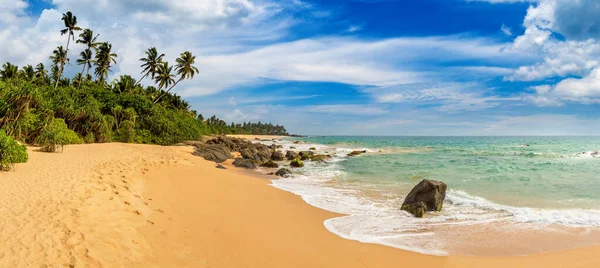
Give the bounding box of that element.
[193,136,332,178]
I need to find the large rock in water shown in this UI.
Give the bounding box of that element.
[401,179,447,218]
[271,151,285,161]
[192,144,232,163]
[275,168,293,178]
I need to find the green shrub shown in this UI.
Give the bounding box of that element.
[83,132,96,144]
[36,118,83,152]
[0,130,28,171]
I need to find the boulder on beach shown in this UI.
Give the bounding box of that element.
[261,160,279,168]
[310,154,330,162]
[216,164,227,169]
[286,150,299,160]
[192,144,232,163]
[271,151,285,161]
[290,159,304,168]
[299,151,314,161]
[309,147,316,151]
[347,150,367,157]
[275,168,293,178]
[401,179,447,218]
[232,158,256,169]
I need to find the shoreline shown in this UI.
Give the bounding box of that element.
[0,143,599,267]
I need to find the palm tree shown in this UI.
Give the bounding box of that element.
[50,65,60,84]
[50,46,69,87]
[0,62,18,80]
[76,28,100,49]
[76,28,99,87]
[154,51,199,103]
[57,11,81,88]
[76,49,94,88]
[35,63,48,81]
[20,65,35,81]
[138,47,165,85]
[94,42,118,84]
[154,62,175,92]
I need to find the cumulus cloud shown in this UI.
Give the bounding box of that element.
[506,0,600,83]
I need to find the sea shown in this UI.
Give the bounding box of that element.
[256,136,600,256]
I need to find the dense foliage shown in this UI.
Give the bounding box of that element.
[0,10,288,152]
[36,118,83,152]
[0,130,28,170]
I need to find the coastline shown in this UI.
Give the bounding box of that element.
[0,142,599,267]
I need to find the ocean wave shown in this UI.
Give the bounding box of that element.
[260,138,600,255]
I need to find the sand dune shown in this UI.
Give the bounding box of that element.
[1,143,599,267]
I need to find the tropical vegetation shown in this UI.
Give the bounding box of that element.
[0,11,288,169]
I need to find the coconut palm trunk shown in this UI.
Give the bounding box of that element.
[153,77,182,103]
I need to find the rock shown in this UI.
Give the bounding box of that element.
[290,159,304,168]
[286,150,299,160]
[276,145,284,149]
[261,160,279,168]
[216,164,227,169]
[347,150,367,157]
[275,168,293,178]
[402,202,426,218]
[290,146,296,149]
[310,154,330,162]
[309,147,316,151]
[240,143,273,162]
[271,151,285,161]
[401,179,447,218]
[192,144,232,163]
[232,158,256,169]
[293,141,301,144]
[299,151,314,161]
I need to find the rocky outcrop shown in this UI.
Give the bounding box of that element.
[261,160,279,168]
[271,151,285,161]
[216,164,227,169]
[232,158,257,169]
[347,150,367,157]
[290,159,304,168]
[310,154,330,162]
[401,179,447,218]
[286,151,299,160]
[299,151,314,161]
[275,168,293,178]
[192,144,232,163]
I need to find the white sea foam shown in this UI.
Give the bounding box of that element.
[261,138,600,255]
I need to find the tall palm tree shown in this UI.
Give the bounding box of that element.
[20,65,35,81]
[154,62,175,92]
[76,28,99,86]
[0,62,18,80]
[76,49,94,88]
[138,47,165,85]
[154,51,199,103]
[57,11,81,88]
[35,63,47,81]
[94,42,118,84]
[50,46,69,87]
[76,28,99,49]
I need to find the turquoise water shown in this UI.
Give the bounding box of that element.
[265,136,600,255]
[300,136,600,209]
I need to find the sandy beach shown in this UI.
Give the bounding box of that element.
[1,141,599,267]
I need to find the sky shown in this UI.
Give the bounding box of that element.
[2,0,600,135]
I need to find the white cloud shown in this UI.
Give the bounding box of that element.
[305,105,388,115]
[501,24,512,36]
[366,83,520,112]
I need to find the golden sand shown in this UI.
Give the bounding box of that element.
[0,143,599,267]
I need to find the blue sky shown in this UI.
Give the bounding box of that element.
[3,0,600,135]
